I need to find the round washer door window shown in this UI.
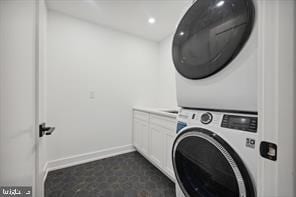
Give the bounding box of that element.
[172,128,255,197]
[172,0,255,79]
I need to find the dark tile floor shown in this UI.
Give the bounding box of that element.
[45,151,176,197]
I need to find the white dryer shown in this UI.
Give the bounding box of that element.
[172,108,258,197]
[172,0,257,111]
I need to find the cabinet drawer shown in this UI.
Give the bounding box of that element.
[133,110,149,121]
[150,114,176,131]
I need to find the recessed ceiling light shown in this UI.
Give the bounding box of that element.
[216,1,225,7]
[148,17,156,24]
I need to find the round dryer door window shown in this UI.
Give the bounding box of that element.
[172,128,255,197]
[172,0,255,79]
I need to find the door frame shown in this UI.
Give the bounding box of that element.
[34,0,41,195]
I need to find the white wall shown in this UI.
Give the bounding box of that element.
[155,0,190,109]
[0,0,36,186]
[157,35,178,108]
[46,11,160,162]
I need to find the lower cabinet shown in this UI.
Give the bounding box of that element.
[133,109,177,181]
[149,124,165,167]
[164,130,176,179]
[133,118,149,157]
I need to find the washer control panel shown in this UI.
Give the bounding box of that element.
[200,112,213,124]
[221,115,257,132]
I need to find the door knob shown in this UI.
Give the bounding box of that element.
[39,123,55,137]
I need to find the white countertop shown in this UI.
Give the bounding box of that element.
[133,106,179,119]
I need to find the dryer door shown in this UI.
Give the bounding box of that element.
[172,128,255,197]
[172,0,255,79]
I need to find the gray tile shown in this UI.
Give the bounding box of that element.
[45,151,175,197]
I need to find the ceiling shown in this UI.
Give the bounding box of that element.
[46,0,192,42]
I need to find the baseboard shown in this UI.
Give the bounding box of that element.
[44,144,135,174]
[43,162,48,183]
[42,163,48,197]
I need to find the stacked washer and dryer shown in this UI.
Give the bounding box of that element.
[171,0,261,196]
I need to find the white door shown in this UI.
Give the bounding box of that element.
[257,1,296,196]
[0,0,37,195]
[0,1,50,196]
[36,0,49,196]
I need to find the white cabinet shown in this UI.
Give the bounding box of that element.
[133,111,149,157]
[164,130,175,178]
[133,118,149,156]
[141,123,149,157]
[149,124,165,167]
[133,119,141,150]
[133,109,177,181]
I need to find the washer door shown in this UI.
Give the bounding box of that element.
[172,128,255,197]
[172,0,255,79]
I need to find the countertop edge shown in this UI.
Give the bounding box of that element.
[133,107,178,119]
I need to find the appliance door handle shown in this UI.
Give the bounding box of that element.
[39,123,55,137]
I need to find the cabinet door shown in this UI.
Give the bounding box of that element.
[133,118,149,156]
[141,120,149,157]
[164,131,176,179]
[149,124,165,168]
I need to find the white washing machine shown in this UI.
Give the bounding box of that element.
[172,108,259,197]
[172,0,257,111]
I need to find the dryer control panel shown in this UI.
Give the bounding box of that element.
[221,115,257,133]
